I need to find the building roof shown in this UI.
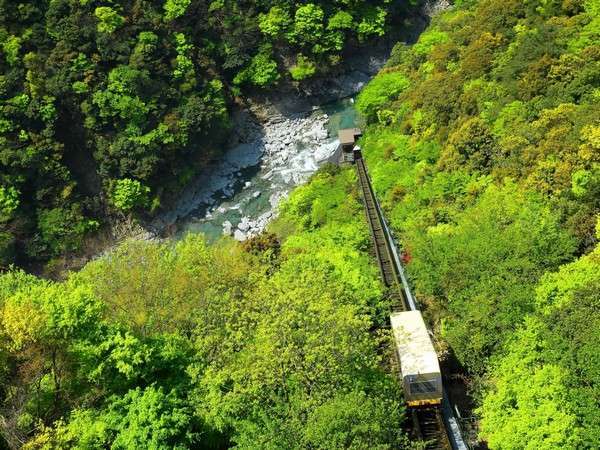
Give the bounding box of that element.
[390,311,441,377]
[338,128,362,146]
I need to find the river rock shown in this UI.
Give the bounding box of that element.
[252,191,261,198]
[147,0,447,242]
[269,191,288,208]
[233,230,247,241]
[238,218,251,232]
[222,220,233,235]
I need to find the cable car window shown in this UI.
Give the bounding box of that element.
[410,380,437,394]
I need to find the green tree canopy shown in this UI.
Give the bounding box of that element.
[110,179,150,212]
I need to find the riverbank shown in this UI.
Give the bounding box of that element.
[40,0,447,276]
[147,40,393,240]
[151,99,358,242]
[148,0,445,242]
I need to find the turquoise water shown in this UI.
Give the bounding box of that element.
[323,98,363,135]
[177,97,360,242]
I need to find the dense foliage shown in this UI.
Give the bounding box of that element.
[3,0,599,448]
[0,0,416,266]
[479,232,600,448]
[353,0,599,447]
[0,166,412,449]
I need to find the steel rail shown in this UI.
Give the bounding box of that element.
[411,408,452,450]
[355,153,453,450]
[355,156,410,311]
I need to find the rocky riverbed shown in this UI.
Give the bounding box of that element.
[148,0,447,242]
[150,97,359,242]
[50,0,448,276]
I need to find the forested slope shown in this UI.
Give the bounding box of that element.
[2,0,599,448]
[0,165,415,449]
[353,0,600,447]
[0,0,413,267]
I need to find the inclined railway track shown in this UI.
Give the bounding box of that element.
[355,153,452,450]
[355,156,410,310]
[412,408,451,450]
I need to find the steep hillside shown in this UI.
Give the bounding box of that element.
[353,0,599,446]
[1,0,598,448]
[0,165,416,449]
[0,0,417,267]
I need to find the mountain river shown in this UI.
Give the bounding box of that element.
[152,97,362,242]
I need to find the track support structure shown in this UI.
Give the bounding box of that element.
[354,149,463,450]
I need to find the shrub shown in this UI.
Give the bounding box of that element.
[258,6,291,39]
[110,179,150,212]
[0,186,19,222]
[0,231,16,267]
[163,0,191,21]
[289,3,324,45]
[327,11,353,30]
[234,47,280,87]
[412,28,448,56]
[94,7,125,34]
[36,206,98,256]
[356,71,410,122]
[289,54,316,80]
[357,6,387,41]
